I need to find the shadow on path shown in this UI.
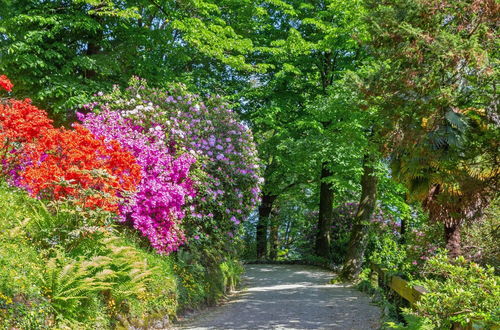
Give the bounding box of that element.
[176,264,381,330]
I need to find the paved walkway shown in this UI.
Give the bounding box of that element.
[177,264,381,329]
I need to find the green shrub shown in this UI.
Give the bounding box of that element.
[26,198,116,253]
[0,184,52,328]
[384,314,435,330]
[407,252,499,328]
[369,235,409,277]
[0,241,51,329]
[220,260,244,292]
[462,199,500,270]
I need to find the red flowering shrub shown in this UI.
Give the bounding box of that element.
[0,75,13,92]
[0,74,141,212]
[0,97,54,178]
[19,125,142,212]
[0,98,53,143]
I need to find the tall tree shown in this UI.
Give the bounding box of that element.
[0,0,266,119]
[240,0,367,258]
[356,0,499,258]
[340,154,378,280]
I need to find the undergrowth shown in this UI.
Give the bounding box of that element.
[0,183,243,328]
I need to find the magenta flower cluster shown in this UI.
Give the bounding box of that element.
[78,110,196,254]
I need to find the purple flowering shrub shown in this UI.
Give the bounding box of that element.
[80,77,262,254]
[79,110,196,254]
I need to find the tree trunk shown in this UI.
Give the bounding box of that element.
[269,216,279,260]
[84,8,104,79]
[400,218,407,244]
[340,156,378,281]
[400,195,410,243]
[424,185,463,259]
[85,41,100,79]
[256,194,276,259]
[315,163,334,258]
[444,222,461,259]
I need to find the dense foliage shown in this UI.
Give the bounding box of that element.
[0,182,242,327]
[410,253,499,328]
[0,0,498,328]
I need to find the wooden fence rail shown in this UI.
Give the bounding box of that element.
[369,263,498,330]
[369,263,427,306]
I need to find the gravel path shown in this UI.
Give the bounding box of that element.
[176,264,381,329]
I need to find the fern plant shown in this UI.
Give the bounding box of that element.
[99,235,153,316]
[40,250,114,324]
[40,230,153,324]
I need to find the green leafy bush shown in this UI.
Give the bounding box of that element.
[0,186,51,327]
[0,241,51,328]
[462,199,500,270]
[25,198,116,252]
[369,235,409,277]
[408,253,499,328]
[384,314,435,330]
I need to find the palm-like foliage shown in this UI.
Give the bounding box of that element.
[392,108,499,256]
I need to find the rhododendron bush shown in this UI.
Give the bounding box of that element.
[78,110,196,253]
[80,77,262,251]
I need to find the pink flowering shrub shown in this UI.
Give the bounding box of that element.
[79,110,196,254]
[80,77,262,253]
[371,207,403,236]
[405,222,444,271]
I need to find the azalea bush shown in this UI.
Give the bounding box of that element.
[0,78,53,179]
[0,76,141,213]
[19,125,142,212]
[79,110,196,254]
[80,77,262,254]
